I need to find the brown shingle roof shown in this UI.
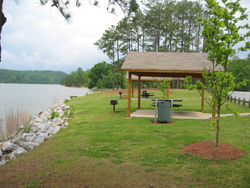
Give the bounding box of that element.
[121,51,221,72]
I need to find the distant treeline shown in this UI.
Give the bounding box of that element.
[61,67,89,87]
[61,62,126,89]
[0,69,67,84]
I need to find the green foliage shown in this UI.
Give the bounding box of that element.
[23,125,31,134]
[50,111,59,120]
[193,0,250,146]
[153,78,171,99]
[228,57,250,91]
[61,67,89,87]
[0,69,67,84]
[88,61,126,89]
[88,62,111,89]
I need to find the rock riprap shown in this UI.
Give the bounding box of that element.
[0,103,70,166]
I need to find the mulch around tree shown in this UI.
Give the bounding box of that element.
[182,142,247,160]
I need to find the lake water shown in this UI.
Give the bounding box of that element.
[0,83,92,123]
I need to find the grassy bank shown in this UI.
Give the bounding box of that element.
[0,89,249,188]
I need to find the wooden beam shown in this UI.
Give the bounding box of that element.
[128,72,132,117]
[138,75,141,109]
[180,80,183,89]
[201,78,205,112]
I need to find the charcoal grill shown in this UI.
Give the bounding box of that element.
[110,100,118,112]
[119,92,122,99]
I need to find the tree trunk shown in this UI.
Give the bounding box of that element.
[112,54,115,90]
[116,40,120,90]
[0,0,6,62]
[142,27,145,52]
[215,105,221,146]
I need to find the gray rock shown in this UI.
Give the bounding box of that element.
[2,141,15,152]
[16,141,37,151]
[12,131,23,144]
[30,126,39,133]
[52,117,64,126]
[39,123,52,133]
[9,152,16,160]
[35,133,47,145]
[50,126,61,135]
[11,147,26,158]
[0,160,7,166]
[22,133,36,143]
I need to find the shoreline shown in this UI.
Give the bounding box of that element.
[0,102,70,166]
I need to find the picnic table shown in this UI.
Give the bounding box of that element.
[141,90,155,99]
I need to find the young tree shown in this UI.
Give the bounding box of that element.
[186,0,250,146]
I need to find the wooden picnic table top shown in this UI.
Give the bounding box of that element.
[151,99,183,102]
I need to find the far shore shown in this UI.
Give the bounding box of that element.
[64,85,88,89]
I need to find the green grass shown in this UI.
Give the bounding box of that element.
[0,89,249,188]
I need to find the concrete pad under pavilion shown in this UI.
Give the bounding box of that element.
[131,110,250,120]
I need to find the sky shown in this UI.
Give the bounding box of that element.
[1,0,124,73]
[1,0,250,74]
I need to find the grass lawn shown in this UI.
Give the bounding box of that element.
[0,89,249,188]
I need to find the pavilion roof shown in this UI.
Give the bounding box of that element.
[121,52,221,78]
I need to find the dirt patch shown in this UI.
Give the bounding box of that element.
[182,142,247,160]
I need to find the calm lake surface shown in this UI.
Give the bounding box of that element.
[0,83,92,122]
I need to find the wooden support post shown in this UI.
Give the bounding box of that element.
[234,97,236,104]
[132,81,134,98]
[180,80,183,89]
[243,98,246,107]
[128,72,132,117]
[201,78,205,112]
[238,97,241,105]
[138,75,141,109]
[249,99,250,108]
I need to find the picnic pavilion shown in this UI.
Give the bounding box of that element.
[121,51,220,118]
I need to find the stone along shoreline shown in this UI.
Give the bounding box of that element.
[0,103,70,166]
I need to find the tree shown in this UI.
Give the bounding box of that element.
[186,0,250,146]
[88,61,111,88]
[229,57,250,91]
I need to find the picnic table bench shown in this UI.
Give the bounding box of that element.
[141,90,155,99]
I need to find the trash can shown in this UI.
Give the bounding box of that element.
[158,101,171,123]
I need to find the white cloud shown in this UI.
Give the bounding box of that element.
[1,0,123,72]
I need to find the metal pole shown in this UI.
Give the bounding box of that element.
[154,99,158,123]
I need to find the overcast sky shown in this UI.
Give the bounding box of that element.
[1,0,250,73]
[1,0,124,73]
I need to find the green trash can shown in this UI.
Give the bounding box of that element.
[158,101,171,123]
